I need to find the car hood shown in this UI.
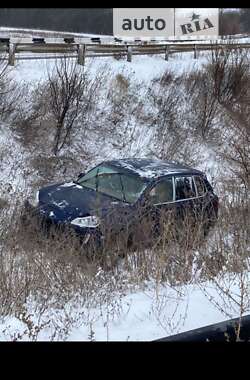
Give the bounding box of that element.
[38,181,129,223]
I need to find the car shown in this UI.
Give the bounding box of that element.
[24,158,219,249]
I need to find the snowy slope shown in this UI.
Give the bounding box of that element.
[0,277,248,341]
[0,47,246,341]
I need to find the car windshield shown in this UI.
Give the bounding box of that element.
[76,165,147,204]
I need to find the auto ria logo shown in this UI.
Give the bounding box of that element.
[179,12,215,35]
[113,8,219,37]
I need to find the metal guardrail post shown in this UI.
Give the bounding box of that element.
[127,46,132,62]
[193,44,197,59]
[165,46,169,61]
[8,43,16,66]
[77,44,86,66]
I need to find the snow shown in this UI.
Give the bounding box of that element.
[60,182,76,188]
[0,279,247,341]
[53,200,69,209]
[107,158,201,179]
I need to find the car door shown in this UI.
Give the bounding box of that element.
[146,176,175,236]
[173,175,198,224]
[193,175,218,221]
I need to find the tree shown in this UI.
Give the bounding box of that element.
[47,57,88,156]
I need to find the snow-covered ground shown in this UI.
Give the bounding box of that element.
[0,40,248,341]
[0,275,248,341]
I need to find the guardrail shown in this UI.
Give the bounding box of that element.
[155,314,250,342]
[1,39,250,66]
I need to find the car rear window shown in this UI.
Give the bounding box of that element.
[174,176,196,201]
[194,176,207,196]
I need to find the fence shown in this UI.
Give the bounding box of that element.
[1,36,250,66]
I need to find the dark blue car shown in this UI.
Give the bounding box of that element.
[25,158,219,247]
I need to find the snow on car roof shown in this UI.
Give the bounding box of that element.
[105,158,202,180]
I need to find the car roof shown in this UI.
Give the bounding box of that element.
[103,158,203,180]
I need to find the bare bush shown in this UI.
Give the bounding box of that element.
[206,46,250,189]
[0,58,22,122]
[12,81,51,150]
[219,116,250,189]
[46,57,90,156]
[209,45,249,106]
[0,197,8,211]
[146,71,201,166]
[184,70,219,141]
[149,283,189,336]
[196,183,250,340]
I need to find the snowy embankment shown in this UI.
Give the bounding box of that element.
[1,280,244,341]
[0,43,248,341]
[7,52,222,180]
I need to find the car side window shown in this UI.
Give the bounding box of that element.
[78,167,99,190]
[97,174,124,200]
[194,176,207,196]
[149,177,174,204]
[174,176,196,201]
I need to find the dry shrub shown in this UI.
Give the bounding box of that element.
[107,73,137,123]
[0,198,127,322]
[0,190,214,321]
[147,70,202,167]
[195,181,250,340]
[12,59,110,159]
[184,70,219,142]
[46,57,90,155]
[114,73,130,92]
[208,45,249,106]
[0,58,23,122]
[30,154,86,187]
[206,46,250,189]
[0,197,8,211]
[219,116,250,190]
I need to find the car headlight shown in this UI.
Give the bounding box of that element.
[71,216,100,228]
[29,191,39,207]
